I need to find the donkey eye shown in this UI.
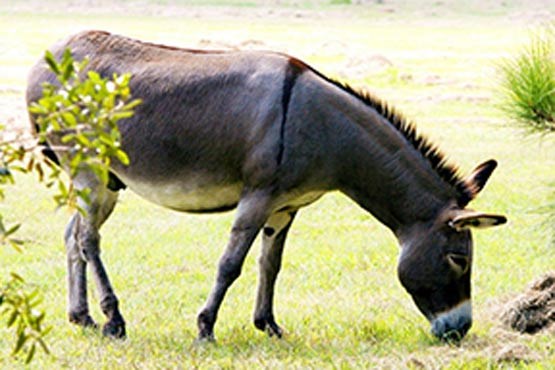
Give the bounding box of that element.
[446,253,469,274]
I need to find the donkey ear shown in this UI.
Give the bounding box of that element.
[462,160,498,204]
[448,211,507,231]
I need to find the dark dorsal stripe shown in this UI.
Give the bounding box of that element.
[290,58,472,205]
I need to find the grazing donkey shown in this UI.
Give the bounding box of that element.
[26,30,506,342]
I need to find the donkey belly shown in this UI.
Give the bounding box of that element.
[125,177,243,213]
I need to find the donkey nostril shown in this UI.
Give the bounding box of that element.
[435,318,471,342]
[441,329,464,343]
[459,319,471,336]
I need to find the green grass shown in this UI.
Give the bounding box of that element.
[1,1,555,368]
[498,25,555,133]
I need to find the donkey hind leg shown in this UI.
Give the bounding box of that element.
[66,213,97,328]
[197,191,272,341]
[253,211,297,338]
[65,184,125,338]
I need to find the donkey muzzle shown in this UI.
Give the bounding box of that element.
[430,300,472,341]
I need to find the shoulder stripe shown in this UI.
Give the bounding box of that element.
[276,59,305,165]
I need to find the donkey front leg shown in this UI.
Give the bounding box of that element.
[65,184,125,338]
[197,191,272,341]
[254,211,296,338]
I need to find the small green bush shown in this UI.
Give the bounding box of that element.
[498,25,555,133]
[498,25,555,246]
[29,49,140,209]
[1,49,138,363]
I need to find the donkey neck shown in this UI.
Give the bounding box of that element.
[328,89,460,233]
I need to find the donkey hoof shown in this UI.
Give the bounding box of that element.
[69,312,98,328]
[194,332,216,344]
[102,319,126,339]
[196,325,216,343]
[254,317,283,338]
[196,310,216,342]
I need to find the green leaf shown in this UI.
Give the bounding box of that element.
[28,103,49,115]
[10,272,24,282]
[120,98,142,111]
[110,111,135,121]
[35,312,46,326]
[25,343,36,364]
[115,150,130,166]
[87,70,101,83]
[44,51,60,75]
[37,336,50,354]
[62,60,75,82]
[76,188,91,204]
[9,239,24,251]
[61,112,77,127]
[13,331,28,355]
[5,223,21,237]
[7,309,19,327]
[35,162,45,182]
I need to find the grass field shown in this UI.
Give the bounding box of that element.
[1,1,554,368]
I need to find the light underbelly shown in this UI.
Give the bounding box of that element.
[123,176,325,214]
[271,190,326,213]
[127,180,243,212]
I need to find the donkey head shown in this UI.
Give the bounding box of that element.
[396,160,506,341]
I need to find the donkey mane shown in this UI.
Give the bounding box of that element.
[309,66,473,205]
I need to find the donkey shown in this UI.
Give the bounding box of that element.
[26,30,506,342]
